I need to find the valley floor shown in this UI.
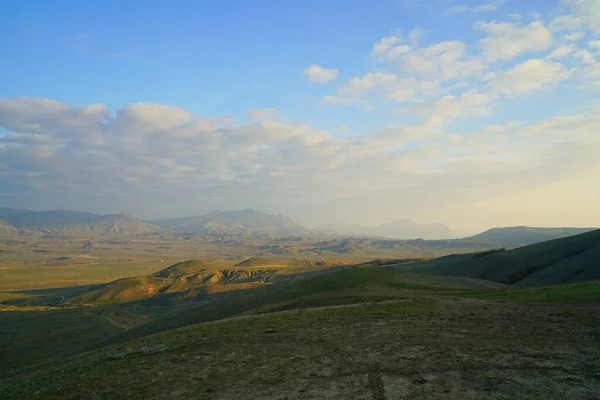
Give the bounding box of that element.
[2,294,600,399]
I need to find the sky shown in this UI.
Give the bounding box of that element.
[1,0,599,234]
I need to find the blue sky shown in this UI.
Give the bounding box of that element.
[1,0,599,233]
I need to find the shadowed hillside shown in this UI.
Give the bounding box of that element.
[462,226,596,246]
[392,229,600,286]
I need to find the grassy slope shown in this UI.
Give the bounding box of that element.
[393,229,600,286]
[0,306,150,376]
[108,267,505,345]
[3,290,600,399]
[2,264,600,399]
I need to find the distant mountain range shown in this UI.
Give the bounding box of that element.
[0,207,596,248]
[153,209,312,236]
[0,207,161,236]
[319,219,453,240]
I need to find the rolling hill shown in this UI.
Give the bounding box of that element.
[391,229,600,286]
[69,260,279,305]
[153,209,312,236]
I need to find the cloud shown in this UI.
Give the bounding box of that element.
[561,31,585,41]
[413,91,494,126]
[549,15,585,32]
[562,0,600,34]
[475,20,553,61]
[1,97,599,229]
[371,35,402,57]
[303,64,339,84]
[488,59,573,97]
[575,49,596,64]
[473,0,505,13]
[589,40,600,52]
[400,40,487,81]
[248,108,277,120]
[446,0,504,14]
[447,5,469,14]
[546,44,577,58]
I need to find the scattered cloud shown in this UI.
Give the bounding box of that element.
[546,43,577,58]
[488,59,573,97]
[248,108,277,120]
[473,0,505,13]
[589,40,600,52]
[303,64,339,84]
[447,5,469,14]
[475,20,553,61]
[549,14,584,32]
[371,35,402,57]
[575,49,596,64]
[414,91,494,126]
[562,0,600,34]
[561,31,585,41]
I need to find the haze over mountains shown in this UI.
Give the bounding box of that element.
[154,209,312,236]
[0,207,596,248]
[320,220,453,239]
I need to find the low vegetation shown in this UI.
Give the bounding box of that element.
[1,229,599,399]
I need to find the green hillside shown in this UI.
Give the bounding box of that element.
[392,229,600,286]
[2,270,600,399]
[0,306,150,376]
[107,267,505,345]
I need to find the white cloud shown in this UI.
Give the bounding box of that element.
[575,49,596,64]
[401,40,487,81]
[414,91,494,126]
[562,0,600,34]
[1,97,599,229]
[473,0,505,13]
[446,0,504,14]
[488,59,573,97]
[546,44,577,58]
[337,71,398,97]
[248,108,277,120]
[475,20,553,61]
[371,35,402,57]
[303,64,339,84]
[589,40,600,52]
[561,31,585,41]
[549,15,585,32]
[447,5,469,14]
